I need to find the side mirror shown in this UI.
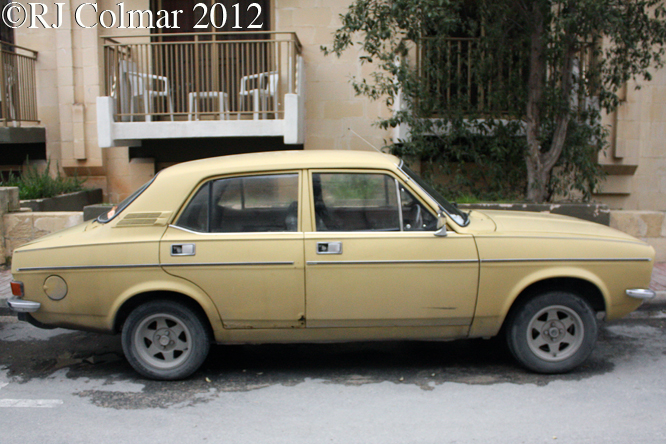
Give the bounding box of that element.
[435,212,448,237]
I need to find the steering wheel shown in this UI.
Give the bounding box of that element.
[406,203,423,230]
[413,204,423,230]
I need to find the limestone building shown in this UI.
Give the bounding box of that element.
[1,0,664,210]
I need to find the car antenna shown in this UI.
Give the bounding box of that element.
[348,128,387,154]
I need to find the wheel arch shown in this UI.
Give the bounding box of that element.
[114,291,215,335]
[108,278,222,337]
[502,275,607,333]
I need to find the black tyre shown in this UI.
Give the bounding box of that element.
[121,300,210,380]
[506,291,598,374]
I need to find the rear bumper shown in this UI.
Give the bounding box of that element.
[7,297,41,313]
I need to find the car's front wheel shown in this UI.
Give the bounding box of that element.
[506,291,598,373]
[121,300,210,380]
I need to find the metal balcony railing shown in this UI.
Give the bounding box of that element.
[418,37,596,117]
[102,32,302,122]
[418,37,528,116]
[0,41,38,126]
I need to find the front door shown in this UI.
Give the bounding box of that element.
[304,170,479,329]
[160,172,305,329]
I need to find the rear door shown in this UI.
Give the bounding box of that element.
[160,171,305,329]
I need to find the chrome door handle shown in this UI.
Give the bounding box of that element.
[317,241,342,254]
[171,244,196,256]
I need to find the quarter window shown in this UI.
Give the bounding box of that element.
[177,173,299,233]
[399,186,438,231]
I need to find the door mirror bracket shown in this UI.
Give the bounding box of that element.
[435,212,448,237]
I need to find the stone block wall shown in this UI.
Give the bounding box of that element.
[275,0,394,152]
[610,211,666,261]
[1,187,86,263]
[0,187,20,264]
[3,212,83,259]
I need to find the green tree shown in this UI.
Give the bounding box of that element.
[323,0,666,202]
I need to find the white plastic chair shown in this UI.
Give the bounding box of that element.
[188,91,230,121]
[0,61,17,123]
[119,61,174,122]
[239,71,278,120]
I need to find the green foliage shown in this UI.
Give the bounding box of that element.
[321,173,390,203]
[393,119,528,201]
[1,159,87,200]
[323,0,666,202]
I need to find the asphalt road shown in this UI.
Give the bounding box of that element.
[1,306,665,444]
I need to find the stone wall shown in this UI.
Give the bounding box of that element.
[610,211,666,261]
[2,187,86,263]
[0,187,20,264]
[275,0,394,153]
[3,212,83,260]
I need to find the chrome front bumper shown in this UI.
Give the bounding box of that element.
[7,297,41,313]
[626,288,656,300]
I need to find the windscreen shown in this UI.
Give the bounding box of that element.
[399,163,469,227]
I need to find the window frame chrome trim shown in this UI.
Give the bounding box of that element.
[168,224,305,236]
[395,178,404,231]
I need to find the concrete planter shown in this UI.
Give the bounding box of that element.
[457,202,611,226]
[21,189,103,212]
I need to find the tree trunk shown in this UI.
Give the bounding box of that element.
[525,1,547,202]
[524,1,577,202]
[542,40,577,175]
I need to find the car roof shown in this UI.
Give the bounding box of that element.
[158,150,402,180]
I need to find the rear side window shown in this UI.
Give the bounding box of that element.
[176,174,299,233]
[176,183,210,232]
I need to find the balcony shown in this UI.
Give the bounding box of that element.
[394,36,595,141]
[417,37,528,116]
[0,41,45,152]
[394,37,528,141]
[97,32,304,149]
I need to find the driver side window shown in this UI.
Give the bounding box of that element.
[312,172,437,232]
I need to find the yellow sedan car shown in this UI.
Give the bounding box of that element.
[7,150,656,380]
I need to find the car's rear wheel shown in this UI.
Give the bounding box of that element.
[121,300,210,380]
[506,291,597,374]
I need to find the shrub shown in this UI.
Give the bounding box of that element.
[0,159,86,200]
